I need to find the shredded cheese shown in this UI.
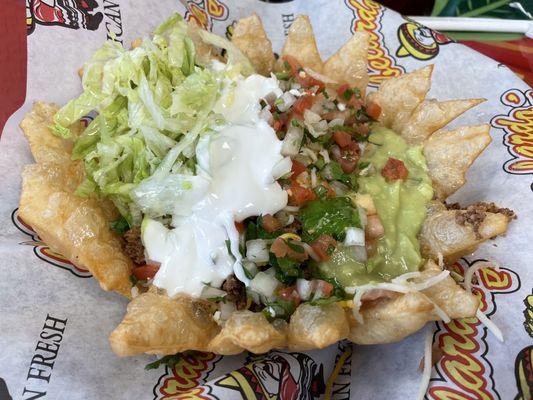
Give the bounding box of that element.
[346,270,450,324]
[464,261,495,292]
[417,327,434,400]
[476,309,504,342]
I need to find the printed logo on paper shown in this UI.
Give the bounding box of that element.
[153,352,221,399]
[214,351,325,400]
[344,0,405,86]
[491,88,533,176]
[11,208,91,278]
[428,258,521,400]
[26,0,104,35]
[182,0,229,31]
[396,20,453,61]
[513,291,533,400]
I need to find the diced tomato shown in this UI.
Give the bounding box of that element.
[270,238,308,262]
[277,286,301,305]
[310,234,337,261]
[288,184,316,206]
[381,157,409,182]
[333,130,353,148]
[291,160,307,181]
[315,280,334,297]
[366,101,382,120]
[270,237,288,258]
[234,221,245,233]
[132,263,159,281]
[336,84,350,98]
[332,142,360,174]
[283,55,301,76]
[293,95,315,115]
[366,214,385,239]
[261,214,281,233]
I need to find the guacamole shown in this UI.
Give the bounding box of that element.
[319,127,434,287]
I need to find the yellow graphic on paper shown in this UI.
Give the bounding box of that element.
[491,88,533,175]
[215,351,325,400]
[344,0,405,86]
[428,260,521,400]
[182,0,229,30]
[396,20,453,61]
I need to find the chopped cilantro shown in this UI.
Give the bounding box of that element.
[274,71,291,80]
[262,299,297,321]
[110,216,129,235]
[269,253,300,284]
[145,353,185,370]
[291,119,303,128]
[129,274,139,286]
[314,157,325,170]
[313,185,328,199]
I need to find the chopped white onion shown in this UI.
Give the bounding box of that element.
[259,107,273,125]
[290,82,302,90]
[304,109,322,124]
[283,205,300,212]
[301,242,320,262]
[310,167,318,188]
[344,227,365,247]
[200,286,227,299]
[219,301,236,321]
[328,117,345,127]
[289,88,302,97]
[246,239,270,263]
[281,125,304,156]
[337,102,346,111]
[250,271,279,298]
[315,119,329,132]
[300,147,318,162]
[242,260,258,278]
[319,149,330,164]
[296,279,314,301]
[276,92,296,112]
[272,156,293,179]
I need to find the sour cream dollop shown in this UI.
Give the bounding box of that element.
[142,74,289,298]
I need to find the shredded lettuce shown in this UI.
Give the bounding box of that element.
[52,13,255,224]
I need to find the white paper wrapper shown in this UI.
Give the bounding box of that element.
[1,1,531,399]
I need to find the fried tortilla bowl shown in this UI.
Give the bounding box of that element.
[19,14,513,357]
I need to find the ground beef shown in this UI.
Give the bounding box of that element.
[454,202,516,239]
[123,227,146,265]
[222,275,247,310]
